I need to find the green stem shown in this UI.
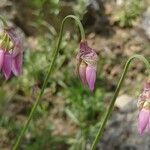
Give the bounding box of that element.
[1,34,10,50]
[0,16,9,49]
[0,16,8,27]
[12,15,85,150]
[91,54,150,150]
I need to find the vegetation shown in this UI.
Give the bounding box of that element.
[0,0,149,149]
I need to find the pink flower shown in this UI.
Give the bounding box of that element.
[138,108,150,134]
[137,81,150,134]
[0,49,5,70]
[86,66,96,92]
[2,53,12,80]
[0,27,23,80]
[77,40,98,92]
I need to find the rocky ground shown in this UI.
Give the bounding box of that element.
[0,0,150,150]
[86,1,150,149]
[98,95,150,150]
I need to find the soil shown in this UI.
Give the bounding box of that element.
[0,0,150,150]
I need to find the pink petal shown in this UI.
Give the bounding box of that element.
[12,53,23,76]
[0,49,5,71]
[79,61,87,86]
[138,109,150,134]
[86,66,96,92]
[148,115,150,131]
[2,53,12,80]
[144,118,150,133]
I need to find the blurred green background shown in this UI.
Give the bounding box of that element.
[0,0,150,150]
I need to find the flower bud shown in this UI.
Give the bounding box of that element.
[137,81,150,134]
[77,40,98,91]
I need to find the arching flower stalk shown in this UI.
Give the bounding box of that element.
[5,13,149,150]
[91,55,150,150]
[137,81,150,134]
[0,18,23,79]
[12,15,89,150]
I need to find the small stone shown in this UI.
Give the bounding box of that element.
[116,0,124,6]
[115,95,134,112]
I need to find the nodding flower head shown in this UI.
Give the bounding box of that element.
[0,26,23,80]
[76,40,98,92]
[137,81,150,135]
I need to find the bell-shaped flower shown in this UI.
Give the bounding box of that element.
[76,40,98,92]
[137,81,150,135]
[0,27,23,80]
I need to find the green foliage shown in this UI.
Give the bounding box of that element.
[65,84,105,149]
[0,31,105,149]
[29,0,60,14]
[73,0,87,19]
[115,0,145,27]
[0,1,106,149]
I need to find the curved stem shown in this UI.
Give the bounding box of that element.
[12,15,85,150]
[91,54,150,150]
